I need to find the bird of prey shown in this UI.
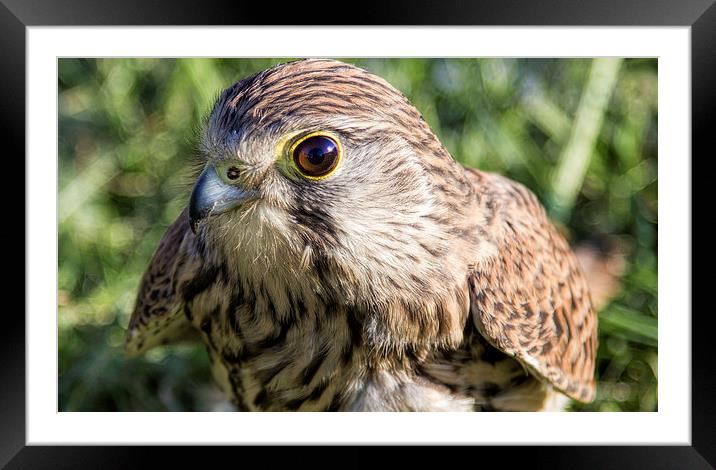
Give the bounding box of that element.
[126,59,599,412]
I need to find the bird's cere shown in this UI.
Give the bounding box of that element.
[189,165,255,233]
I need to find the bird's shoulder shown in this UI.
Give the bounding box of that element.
[125,208,205,356]
[461,166,597,403]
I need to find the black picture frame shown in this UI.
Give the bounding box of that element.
[4,0,710,467]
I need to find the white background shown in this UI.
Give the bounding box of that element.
[28,27,690,444]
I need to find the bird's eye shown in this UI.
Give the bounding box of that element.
[291,134,341,179]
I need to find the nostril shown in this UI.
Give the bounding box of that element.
[226,167,241,180]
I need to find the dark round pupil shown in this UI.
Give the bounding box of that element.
[294,136,339,177]
[306,147,326,165]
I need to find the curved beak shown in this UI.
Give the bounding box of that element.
[189,165,252,233]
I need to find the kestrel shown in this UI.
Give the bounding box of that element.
[126,59,598,411]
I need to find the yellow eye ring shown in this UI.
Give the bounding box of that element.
[288,131,343,181]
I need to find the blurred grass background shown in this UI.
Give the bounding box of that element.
[58,58,657,412]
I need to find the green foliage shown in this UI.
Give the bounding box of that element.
[59,58,657,412]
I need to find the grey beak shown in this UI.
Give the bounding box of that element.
[189,165,252,233]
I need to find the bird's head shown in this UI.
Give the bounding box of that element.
[189,59,485,347]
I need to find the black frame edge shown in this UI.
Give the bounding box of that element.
[2,446,715,469]
[5,0,712,467]
[691,0,716,467]
[1,0,715,25]
[0,1,27,468]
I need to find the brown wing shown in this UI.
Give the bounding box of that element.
[125,208,200,357]
[465,169,597,402]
